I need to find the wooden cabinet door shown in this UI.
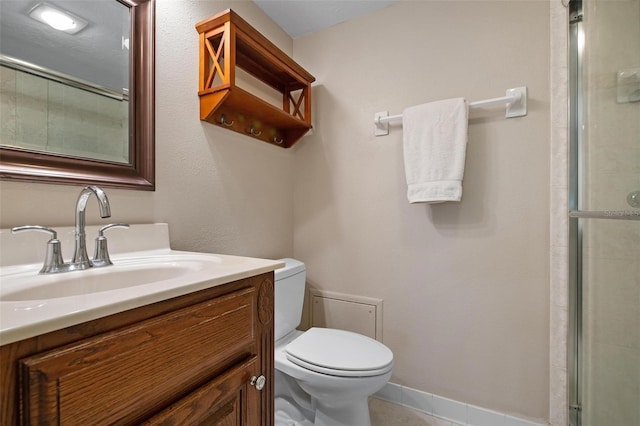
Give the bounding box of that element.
[19,288,257,425]
[142,356,262,425]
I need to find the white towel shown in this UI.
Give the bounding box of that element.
[402,98,469,204]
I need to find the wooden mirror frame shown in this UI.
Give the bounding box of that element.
[0,0,155,191]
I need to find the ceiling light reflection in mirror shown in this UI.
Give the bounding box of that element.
[28,2,88,34]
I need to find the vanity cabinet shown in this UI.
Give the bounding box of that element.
[0,272,274,425]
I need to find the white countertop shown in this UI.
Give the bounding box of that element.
[0,223,284,345]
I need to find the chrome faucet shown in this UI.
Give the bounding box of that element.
[12,185,128,274]
[70,185,112,270]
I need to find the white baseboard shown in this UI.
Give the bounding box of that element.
[374,383,547,426]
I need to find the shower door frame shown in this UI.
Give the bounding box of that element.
[568,2,583,425]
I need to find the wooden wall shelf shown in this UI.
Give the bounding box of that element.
[196,9,316,148]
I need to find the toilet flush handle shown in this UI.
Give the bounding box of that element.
[250,375,266,391]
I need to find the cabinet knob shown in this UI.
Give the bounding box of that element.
[250,375,266,391]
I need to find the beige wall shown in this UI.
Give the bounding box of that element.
[292,1,550,421]
[0,0,295,260]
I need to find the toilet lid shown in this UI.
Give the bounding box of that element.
[284,328,393,377]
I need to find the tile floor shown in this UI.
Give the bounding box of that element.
[370,397,460,426]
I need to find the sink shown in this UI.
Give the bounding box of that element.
[0,223,284,346]
[1,258,214,301]
[0,253,230,302]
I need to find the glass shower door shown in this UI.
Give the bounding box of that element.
[580,221,639,426]
[568,1,640,425]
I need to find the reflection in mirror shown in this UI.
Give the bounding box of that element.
[0,57,131,163]
[0,0,155,190]
[1,0,130,163]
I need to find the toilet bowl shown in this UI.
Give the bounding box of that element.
[274,259,393,426]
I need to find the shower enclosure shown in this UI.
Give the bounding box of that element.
[568,1,640,425]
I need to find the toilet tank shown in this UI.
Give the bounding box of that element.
[274,258,306,342]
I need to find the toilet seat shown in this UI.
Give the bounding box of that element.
[284,328,393,378]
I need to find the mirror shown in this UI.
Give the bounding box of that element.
[0,0,155,190]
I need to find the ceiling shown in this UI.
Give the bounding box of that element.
[252,0,398,38]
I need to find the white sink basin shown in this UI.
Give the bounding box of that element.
[1,258,218,301]
[0,254,227,302]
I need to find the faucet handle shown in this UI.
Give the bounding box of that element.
[98,223,130,237]
[12,225,58,239]
[93,223,130,267]
[11,226,66,274]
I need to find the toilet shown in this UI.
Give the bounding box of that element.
[274,259,393,426]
